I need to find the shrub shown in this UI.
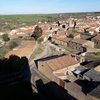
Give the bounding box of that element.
[68,34,74,38]
[37,37,44,43]
[2,34,10,42]
[9,41,18,49]
[18,36,23,39]
[31,26,42,40]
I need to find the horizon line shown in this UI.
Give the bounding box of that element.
[0,11,100,16]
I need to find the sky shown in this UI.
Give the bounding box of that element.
[0,0,100,15]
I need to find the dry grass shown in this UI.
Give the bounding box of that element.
[5,40,36,58]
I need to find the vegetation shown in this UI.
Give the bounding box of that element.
[68,34,74,38]
[0,38,20,59]
[95,45,100,49]
[18,36,23,39]
[31,26,43,40]
[86,56,100,61]
[2,34,10,42]
[50,46,56,51]
[0,35,3,39]
[50,46,59,55]
[22,36,33,40]
[0,46,10,58]
[0,14,59,31]
[86,52,100,61]
[0,53,4,59]
[30,44,44,60]
[0,12,100,31]
[9,41,18,49]
[37,37,44,44]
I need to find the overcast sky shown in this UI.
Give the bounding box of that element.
[0,0,100,15]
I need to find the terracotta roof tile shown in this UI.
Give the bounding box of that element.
[52,33,71,43]
[92,35,100,40]
[43,55,79,71]
[71,39,88,45]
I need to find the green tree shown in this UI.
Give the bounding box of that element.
[2,34,10,42]
[68,34,74,39]
[31,26,42,40]
[9,41,18,49]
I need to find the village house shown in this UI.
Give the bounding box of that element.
[9,26,35,36]
[77,27,85,33]
[36,55,80,87]
[66,64,100,100]
[38,23,51,34]
[83,65,100,82]
[37,24,60,43]
[92,35,100,46]
[95,27,100,33]
[71,65,89,79]
[8,26,35,39]
[51,33,71,46]
[72,31,81,39]
[68,39,94,52]
[83,61,100,69]
[83,27,96,35]
[36,55,100,100]
[64,82,87,100]
[66,29,81,39]
[32,23,61,43]
[70,61,100,80]
[76,16,100,35]
[64,70,100,100]
[80,32,96,40]
[87,85,100,100]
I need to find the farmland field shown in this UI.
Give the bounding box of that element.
[0,12,100,31]
[0,14,59,31]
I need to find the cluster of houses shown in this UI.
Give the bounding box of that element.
[0,15,100,50]
[33,16,100,100]
[45,18,100,53]
[9,26,35,35]
[35,54,100,100]
[0,15,100,99]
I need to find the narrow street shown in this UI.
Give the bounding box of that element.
[29,41,52,66]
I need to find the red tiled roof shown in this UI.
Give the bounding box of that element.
[43,55,79,71]
[16,29,33,33]
[54,72,65,76]
[71,39,88,45]
[92,35,100,41]
[52,34,71,43]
